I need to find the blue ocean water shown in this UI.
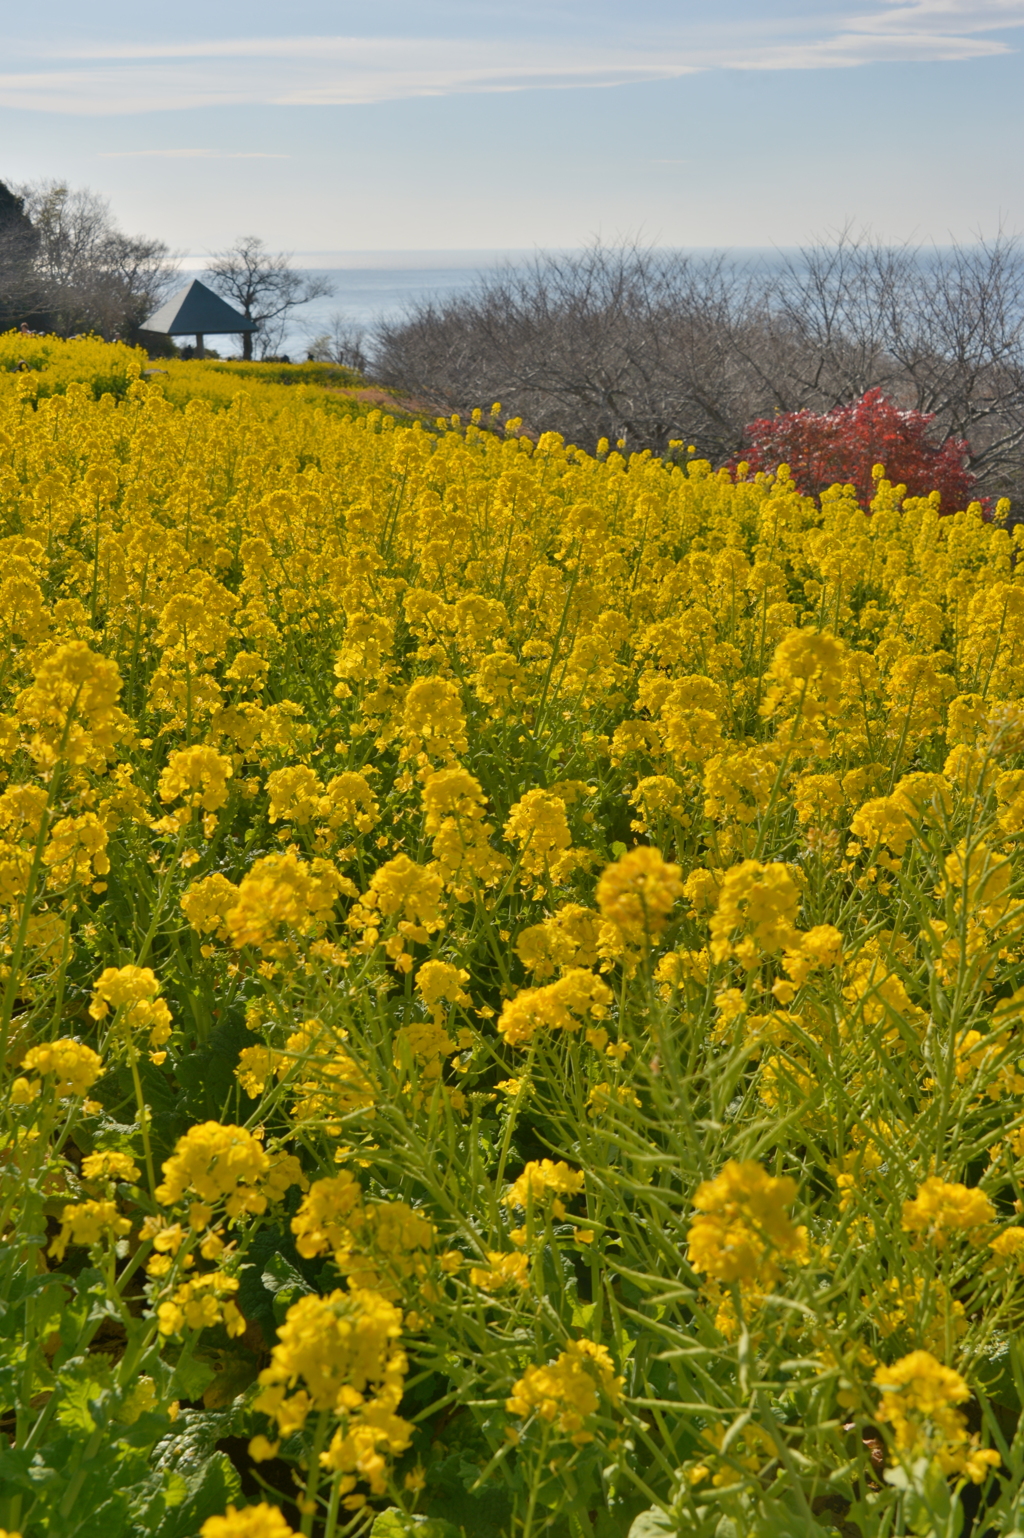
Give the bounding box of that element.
[181,245,963,361]
[180,247,804,358]
[288,264,507,355]
[180,251,536,359]
[262,251,787,359]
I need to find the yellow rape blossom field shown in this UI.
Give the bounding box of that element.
[3,334,1024,1538]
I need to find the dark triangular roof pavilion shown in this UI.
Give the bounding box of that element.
[142,278,256,338]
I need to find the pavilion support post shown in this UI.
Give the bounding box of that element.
[196,333,205,360]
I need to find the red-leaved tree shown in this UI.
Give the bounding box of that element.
[732,388,974,510]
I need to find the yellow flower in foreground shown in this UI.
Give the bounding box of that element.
[415,958,472,1019]
[157,1272,245,1339]
[15,640,126,769]
[89,964,173,1052]
[687,1160,808,1287]
[21,1039,103,1098]
[497,969,611,1047]
[158,744,233,815]
[470,1251,530,1291]
[181,872,238,939]
[81,1149,141,1183]
[201,1505,297,1538]
[762,628,847,719]
[50,1199,131,1262]
[504,1160,584,1219]
[901,1177,995,1249]
[506,1337,622,1446]
[874,1350,1000,1483]
[226,850,348,958]
[255,1288,412,1494]
[156,1122,270,1219]
[504,789,575,886]
[989,1227,1024,1267]
[709,861,800,968]
[596,845,682,943]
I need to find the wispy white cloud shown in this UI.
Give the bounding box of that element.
[845,0,1024,36]
[2,2,1022,116]
[0,45,702,115]
[97,149,289,159]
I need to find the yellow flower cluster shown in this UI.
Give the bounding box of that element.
[686,1160,809,1288]
[17,1039,102,1099]
[505,1160,585,1220]
[506,1337,622,1446]
[291,1172,436,1299]
[89,964,173,1058]
[874,1351,1001,1483]
[49,1198,131,1262]
[156,1122,274,1219]
[201,1505,297,1538]
[254,1288,413,1498]
[901,1177,996,1249]
[4,341,1022,1531]
[497,969,612,1047]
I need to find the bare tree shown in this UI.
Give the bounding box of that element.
[375,245,733,454]
[14,179,178,340]
[206,237,334,361]
[304,311,368,373]
[374,234,1024,500]
[0,181,44,330]
[747,229,1024,494]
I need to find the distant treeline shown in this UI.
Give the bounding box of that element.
[374,234,1024,501]
[0,179,178,349]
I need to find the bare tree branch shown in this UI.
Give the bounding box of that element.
[206,237,334,360]
[374,235,1024,501]
[12,179,178,342]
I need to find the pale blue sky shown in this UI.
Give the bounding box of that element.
[3,0,1023,254]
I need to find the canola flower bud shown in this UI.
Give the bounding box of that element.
[874,1351,1000,1483]
[596,844,682,943]
[506,1338,622,1447]
[89,964,173,1052]
[21,1039,103,1098]
[201,1504,298,1538]
[686,1160,808,1288]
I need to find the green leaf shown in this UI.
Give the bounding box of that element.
[153,1451,242,1538]
[261,1251,311,1294]
[162,1471,189,1509]
[236,1223,317,1340]
[173,1014,251,1124]
[63,1490,131,1538]
[201,1349,259,1408]
[170,1350,216,1403]
[628,1510,677,1538]
[56,1372,110,1434]
[0,1442,58,1492]
[750,1501,848,1538]
[371,1512,462,1538]
[261,1249,316,1323]
[571,1300,596,1330]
